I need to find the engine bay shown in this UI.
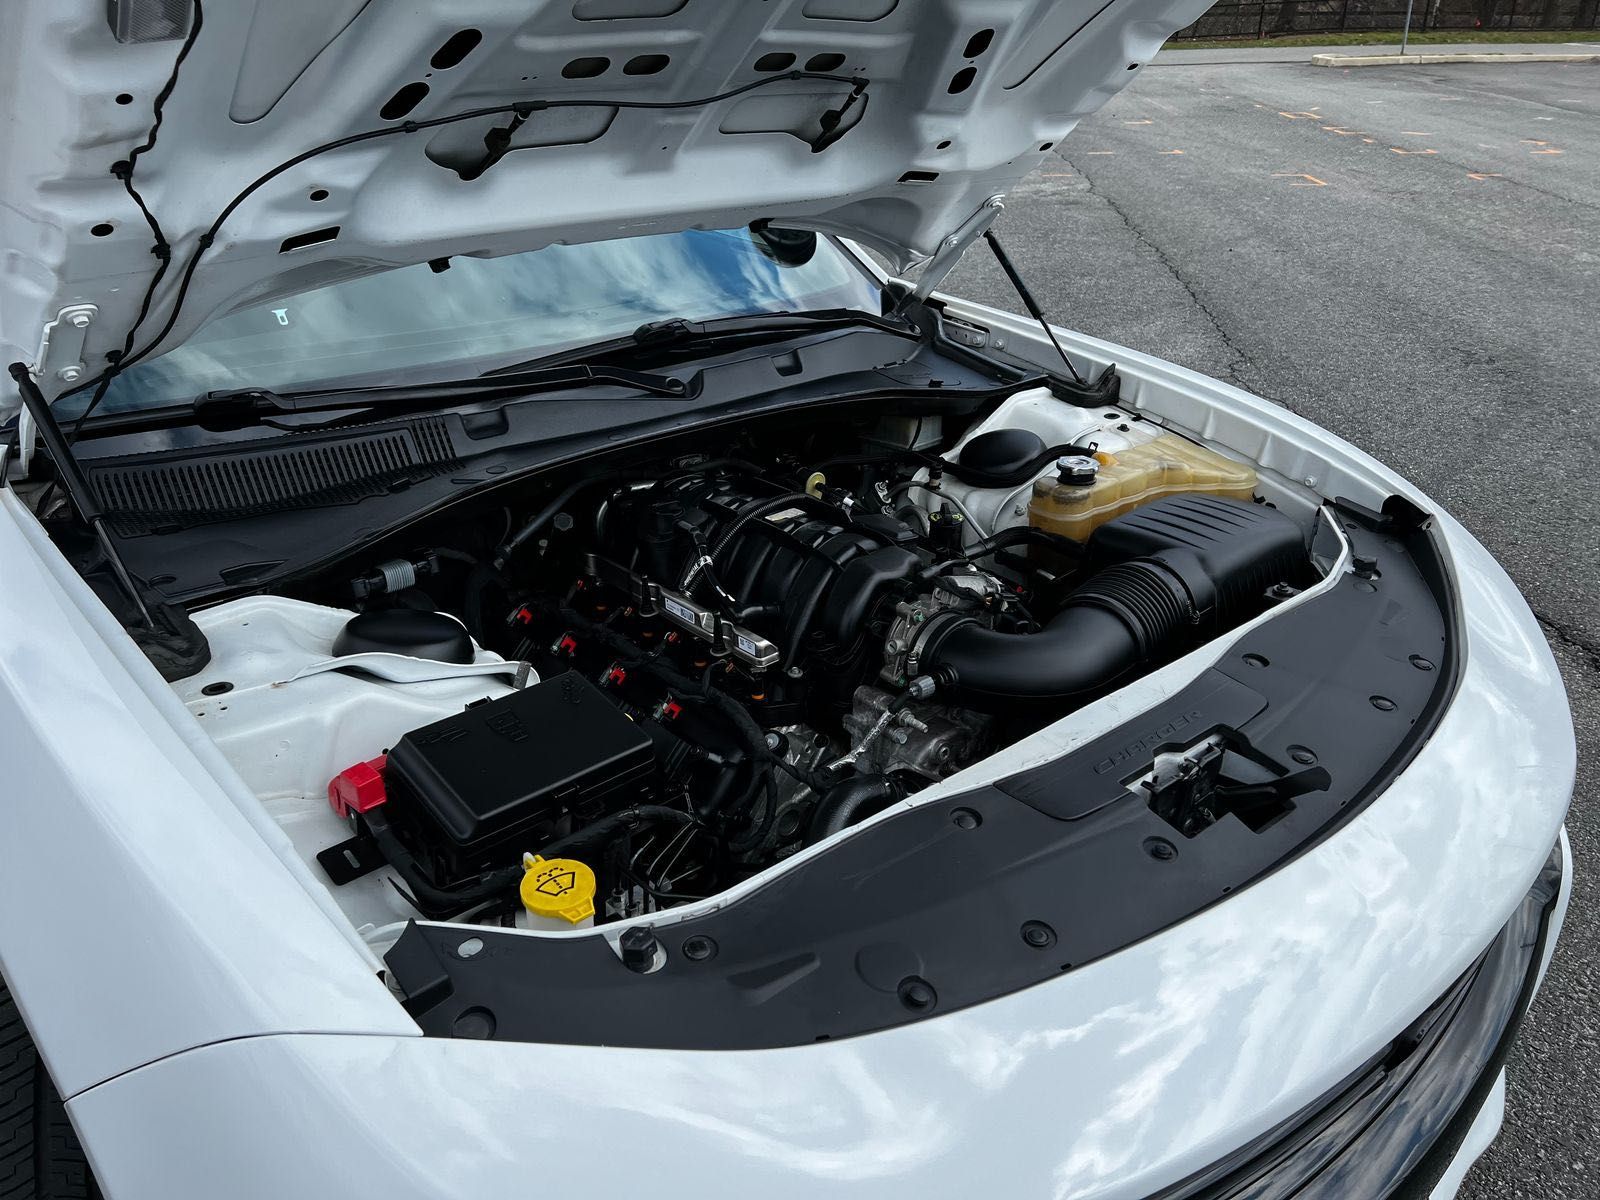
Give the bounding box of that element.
[172,387,1322,939]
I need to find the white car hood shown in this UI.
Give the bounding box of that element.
[0,0,1206,412]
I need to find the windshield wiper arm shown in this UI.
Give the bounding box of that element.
[482,309,919,375]
[194,363,692,430]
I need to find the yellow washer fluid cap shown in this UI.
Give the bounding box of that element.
[520,853,596,927]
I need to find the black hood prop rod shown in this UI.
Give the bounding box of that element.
[981,229,1088,386]
[7,362,155,627]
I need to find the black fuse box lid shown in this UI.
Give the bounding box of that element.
[385,670,653,850]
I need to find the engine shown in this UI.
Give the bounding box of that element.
[178,399,1316,933]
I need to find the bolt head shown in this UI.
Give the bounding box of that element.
[69,313,91,328]
[56,366,82,382]
[619,926,660,973]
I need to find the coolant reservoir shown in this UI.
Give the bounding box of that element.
[1029,434,1258,543]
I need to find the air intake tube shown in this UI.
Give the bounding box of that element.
[917,553,1209,709]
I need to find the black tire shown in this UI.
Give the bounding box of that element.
[0,979,99,1200]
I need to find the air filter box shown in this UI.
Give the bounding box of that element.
[1087,494,1306,629]
[383,671,653,885]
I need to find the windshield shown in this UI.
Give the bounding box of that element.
[61,227,880,417]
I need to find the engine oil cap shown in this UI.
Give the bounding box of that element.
[520,854,596,926]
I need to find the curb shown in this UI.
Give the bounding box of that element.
[1311,51,1600,67]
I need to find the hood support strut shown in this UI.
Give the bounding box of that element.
[6,362,154,626]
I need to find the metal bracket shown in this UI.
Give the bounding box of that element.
[909,195,1005,303]
[316,834,388,886]
[32,303,98,387]
[17,304,99,474]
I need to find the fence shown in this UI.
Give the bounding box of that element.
[1173,0,1600,38]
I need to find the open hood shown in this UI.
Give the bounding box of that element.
[1,0,1207,411]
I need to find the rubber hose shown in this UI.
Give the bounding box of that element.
[495,475,617,570]
[536,806,695,860]
[806,773,895,845]
[919,558,1195,708]
[365,811,521,916]
[726,773,781,854]
[943,524,1082,565]
[937,441,1098,489]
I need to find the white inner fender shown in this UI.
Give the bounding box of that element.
[176,596,526,930]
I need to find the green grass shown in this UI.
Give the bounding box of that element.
[1165,28,1600,50]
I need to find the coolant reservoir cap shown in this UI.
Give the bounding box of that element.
[1056,454,1100,486]
[520,854,596,924]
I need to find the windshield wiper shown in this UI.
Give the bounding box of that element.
[191,363,692,431]
[482,309,919,376]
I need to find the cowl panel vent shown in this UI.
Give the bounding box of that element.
[88,417,459,536]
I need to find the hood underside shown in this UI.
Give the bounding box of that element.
[1,0,1207,410]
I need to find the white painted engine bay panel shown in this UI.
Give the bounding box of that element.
[176,596,527,932]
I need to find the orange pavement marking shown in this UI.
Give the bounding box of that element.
[1085,150,1115,155]
[1521,139,1549,145]
[1361,137,1377,144]
[1272,173,1328,187]
[1322,127,1368,136]
[1466,173,1504,180]
[1159,149,1185,155]
[1390,147,1438,155]
[1278,111,1323,120]
[1123,119,1154,125]
[1531,148,1564,155]
[1400,131,1433,136]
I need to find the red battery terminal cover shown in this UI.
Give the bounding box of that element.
[329,755,389,820]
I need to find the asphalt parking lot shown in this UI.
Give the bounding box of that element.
[945,55,1599,1199]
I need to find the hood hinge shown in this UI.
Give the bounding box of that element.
[16,304,99,475]
[906,195,1006,304]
